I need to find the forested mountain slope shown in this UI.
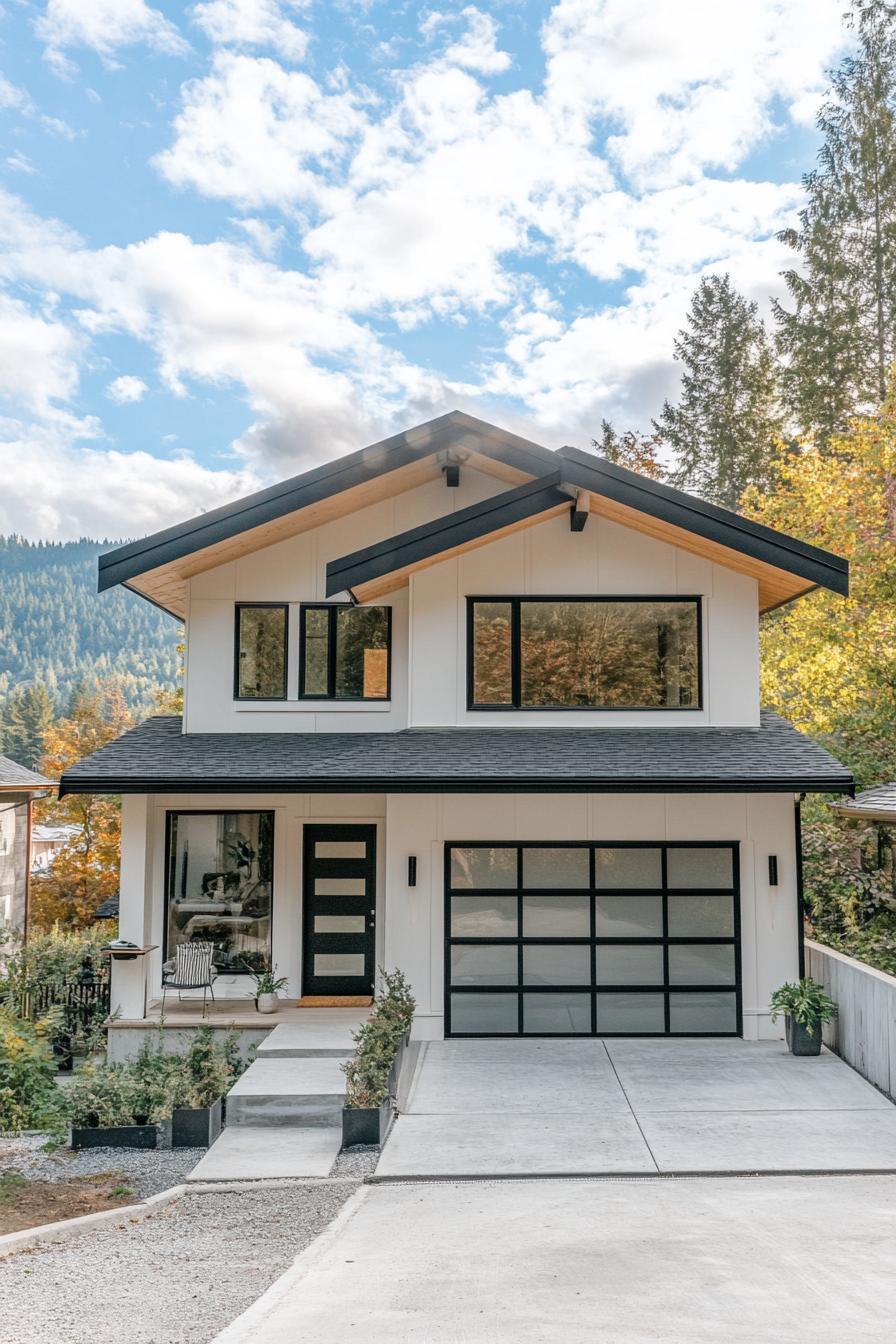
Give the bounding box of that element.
[0,536,179,712]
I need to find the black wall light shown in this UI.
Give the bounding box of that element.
[768,855,779,886]
[408,856,417,887]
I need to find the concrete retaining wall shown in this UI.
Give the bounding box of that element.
[806,938,896,1099]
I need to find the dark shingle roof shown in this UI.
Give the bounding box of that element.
[830,782,896,819]
[0,755,51,790]
[93,895,120,920]
[59,713,853,796]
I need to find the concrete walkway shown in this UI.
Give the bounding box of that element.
[376,1037,896,1177]
[213,1175,896,1343]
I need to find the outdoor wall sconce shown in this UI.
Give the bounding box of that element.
[442,462,460,487]
[768,855,779,886]
[408,856,418,886]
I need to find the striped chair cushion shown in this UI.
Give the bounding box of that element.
[173,941,214,987]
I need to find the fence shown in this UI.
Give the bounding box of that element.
[2,956,111,1059]
[806,938,896,1101]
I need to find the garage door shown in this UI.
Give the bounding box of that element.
[445,842,741,1036]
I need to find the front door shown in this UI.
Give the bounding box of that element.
[302,824,376,996]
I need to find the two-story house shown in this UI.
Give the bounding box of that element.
[61,412,853,1046]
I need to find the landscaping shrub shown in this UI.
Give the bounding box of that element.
[180,1027,238,1108]
[67,1061,139,1128]
[343,968,416,1110]
[0,925,109,990]
[0,1007,66,1135]
[802,809,896,976]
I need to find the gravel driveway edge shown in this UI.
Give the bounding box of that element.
[0,1182,188,1259]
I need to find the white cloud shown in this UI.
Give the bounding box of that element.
[36,0,189,72]
[106,374,148,403]
[193,0,308,62]
[440,7,511,75]
[6,152,37,175]
[154,53,361,208]
[0,292,83,417]
[230,216,286,256]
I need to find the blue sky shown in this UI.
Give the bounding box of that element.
[0,0,852,539]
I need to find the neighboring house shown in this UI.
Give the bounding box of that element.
[60,411,853,1042]
[31,823,81,874]
[0,756,52,944]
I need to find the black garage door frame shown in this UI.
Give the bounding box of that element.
[444,839,742,1038]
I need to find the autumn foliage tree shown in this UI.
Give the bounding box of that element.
[30,681,133,930]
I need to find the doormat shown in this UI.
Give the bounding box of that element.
[296,995,373,1007]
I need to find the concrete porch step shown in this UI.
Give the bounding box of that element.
[256,1012,366,1060]
[227,1057,347,1127]
[188,1125,342,1181]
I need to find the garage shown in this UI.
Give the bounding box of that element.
[445,841,741,1036]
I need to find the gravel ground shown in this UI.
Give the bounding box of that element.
[0,1135,204,1199]
[0,1181,365,1344]
[329,1147,379,1179]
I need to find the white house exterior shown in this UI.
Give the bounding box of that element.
[0,755,51,946]
[61,412,852,1043]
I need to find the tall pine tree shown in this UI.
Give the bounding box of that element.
[775,0,896,443]
[0,682,56,768]
[653,274,783,508]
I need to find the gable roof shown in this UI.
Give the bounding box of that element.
[98,411,558,618]
[98,409,849,617]
[0,755,52,794]
[58,712,853,797]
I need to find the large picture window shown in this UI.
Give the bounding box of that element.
[468,596,701,710]
[165,811,274,975]
[300,604,391,700]
[235,604,288,700]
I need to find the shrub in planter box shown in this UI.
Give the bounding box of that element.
[770,978,838,1056]
[71,1118,172,1150]
[172,1096,222,1148]
[341,968,415,1149]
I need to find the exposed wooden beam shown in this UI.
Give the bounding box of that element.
[570,489,591,532]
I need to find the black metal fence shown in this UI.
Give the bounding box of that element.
[3,956,111,1067]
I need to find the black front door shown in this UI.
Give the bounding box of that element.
[302,825,376,996]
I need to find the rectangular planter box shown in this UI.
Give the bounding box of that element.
[342,1098,391,1149]
[71,1118,172,1151]
[172,1097,223,1148]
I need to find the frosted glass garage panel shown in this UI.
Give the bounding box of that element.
[450,944,517,986]
[666,847,734,889]
[523,994,591,1034]
[596,944,664,986]
[669,992,737,1032]
[596,993,665,1033]
[595,848,662,889]
[667,895,734,937]
[522,847,589,889]
[450,847,517,889]
[595,895,662,938]
[522,895,590,937]
[451,993,517,1033]
[668,944,737,986]
[451,896,518,938]
[523,945,591,986]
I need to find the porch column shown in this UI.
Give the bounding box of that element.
[112,794,154,1019]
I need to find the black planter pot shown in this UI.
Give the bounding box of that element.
[71,1118,173,1150]
[785,1015,822,1056]
[52,1033,73,1073]
[342,1098,391,1148]
[172,1097,223,1148]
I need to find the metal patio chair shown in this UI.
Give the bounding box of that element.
[161,941,217,1017]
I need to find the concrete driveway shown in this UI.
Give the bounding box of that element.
[376,1038,896,1177]
[214,1175,896,1343]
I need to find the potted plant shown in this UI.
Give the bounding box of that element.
[250,964,288,1014]
[770,978,838,1056]
[67,1061,172,1149]
[342,968,416,1148]
[171,1026,233,1147]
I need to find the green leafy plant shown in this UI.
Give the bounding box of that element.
[248,964,288,996]
[67,1061,139,1128]
[343,967,416,1110]
[130,1036,188,1122]
[769,978,838,1031]
[0,1007,66,1135]
[180,1026,236,1108]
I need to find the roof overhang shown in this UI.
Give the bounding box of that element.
[98,412,557,619]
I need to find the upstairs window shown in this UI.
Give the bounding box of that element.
[468,596,701,710]
[235,604,288,700]
[300,604,391,701]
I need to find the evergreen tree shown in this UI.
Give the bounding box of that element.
[0,682,56,768]
[775,0,896,443]
[653,274,783,508]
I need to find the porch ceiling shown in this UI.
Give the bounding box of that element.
[59,711,854,796]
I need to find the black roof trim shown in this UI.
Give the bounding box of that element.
[59,713,854,798]
[556,445,849,596]
[98,412,557,594]
[326,472,567,598]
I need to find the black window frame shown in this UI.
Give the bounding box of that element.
[444,839,741,1037]
[466,594,703,711]
[163,808,275,976]
[298,603,392,702]
[233,602,289,702]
